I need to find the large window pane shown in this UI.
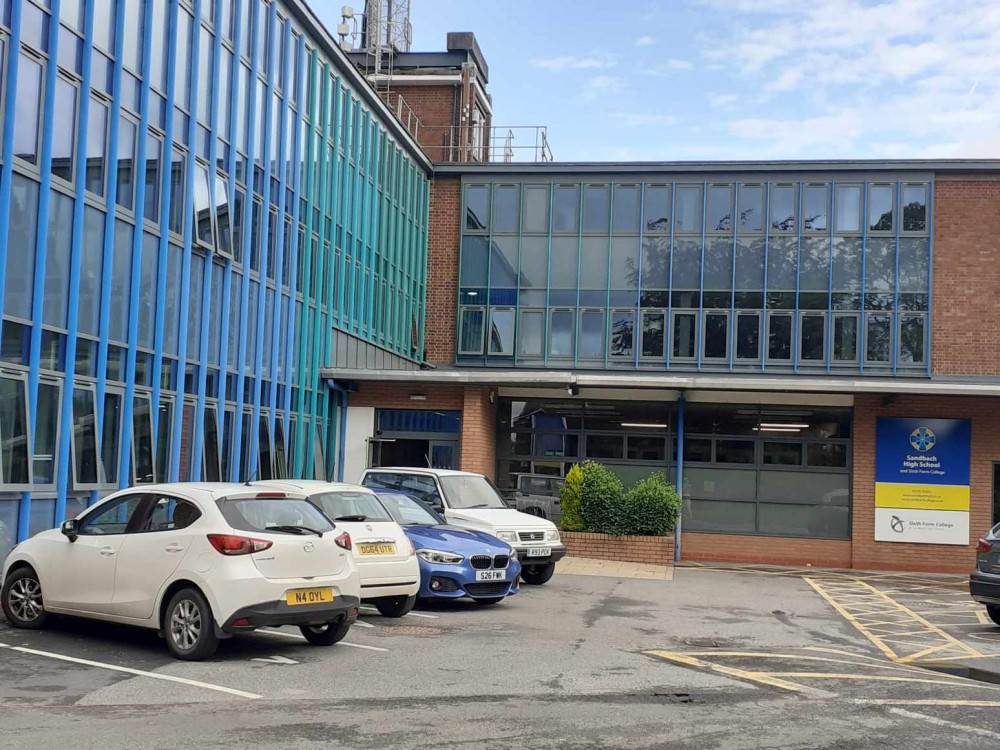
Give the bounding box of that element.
[138,232,159,349]
[33,382,59,484]
[459,308,484,354]
[122,0,143,71]
[703,237,733,290]
[738,185,764,232]
[803,185,827,231]
[214,175,231,256]
[86,98,108,196]
[72,388,99,485]
[612,185,639,234]
[579,237,609,290]
[163,245,182,355]
[459,236,488,287]
[644,185,670,232]
[627,436,666,461]
[671,238,701,289]
[518,236,548,289]
[865,238,895,292]
[465,185,489,231]
[204,408,222,482]
[117,118,136,211]
[549,310,574,357]
[518,310,543,356]
[869,184,894,231]
[493,185,519,233]
[41,190,73,329]
[762,441,802,466]
[553,184,579,233]
[579,310,604,358]
[13,53,42,164]
[898,238,928,292]
[736,313,759,360]
[193,163,213,247]
[609,310,634,357]
[770,185,795,231]
[586,434,623,460]
[902,184,927,232]
[51,77,77,182]
[641,311,665,358]
[78,206,105,337]
[767,313,792,360]
[144,134,162,222]
[866,313,891,363]
[4,175,39,320]
[707,185,732,231]
[109,220,134,343]
[767,236,797,290]
[550,237,578,289]
[583,184,610,233]
[522,185,549,233]
[488,309,515,355]
[133,395,155,483]
[833,315,858,362]
[175,9,193,106]
[672,312,696,359]
[0,378,30,485]
[703,312,728,359]
[832,237,862,292]
[800,314,825,361]
[835,185,861,231]
[168,148,185,235]
[799,237,829,291]
[675,185,702,233]
[899,314,925,365]
[610,237,639,290]
[101,393,122,485]
[640,237,668,290]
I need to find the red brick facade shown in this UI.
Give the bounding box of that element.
[681,532,853,569]
[562,531,674,566]
[384,87,457,163]
[425,176,460,364]
[459,387,496,479]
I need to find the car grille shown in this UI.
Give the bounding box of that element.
[493,554,509,569]
[465,581,510,597]
[518,531,544,542]
[430,576,459,592]
[470,555,492,570]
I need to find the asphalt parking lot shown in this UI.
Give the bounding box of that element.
[6,565,1000,748]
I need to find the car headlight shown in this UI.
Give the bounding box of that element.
[496,530,518,543]
[545,529,560,542]
[417,548,464,565]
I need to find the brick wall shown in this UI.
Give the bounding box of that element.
[459,387,496,479]
[563,531,675,566]
[681,532,853,568]
[932,177,1000,376]
[426,176,460,364]
[384,87,457,162]
[851,394,996,573]
[348,382,464,410]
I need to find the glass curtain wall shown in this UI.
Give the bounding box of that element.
[460,178,929,374]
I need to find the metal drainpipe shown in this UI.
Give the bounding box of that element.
[674,394,685,562]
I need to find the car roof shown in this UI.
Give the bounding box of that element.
[364,467,482,478]
[110,482,311,501]
[252,479,376,494]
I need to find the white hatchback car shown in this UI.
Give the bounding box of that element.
[253,481,420,617]
[0,483,361,660]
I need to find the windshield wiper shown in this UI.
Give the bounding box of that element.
[267,524,324,537]
[335,514,367,522]
[462,504,493,509]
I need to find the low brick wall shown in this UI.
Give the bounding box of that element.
[562,531,675,566]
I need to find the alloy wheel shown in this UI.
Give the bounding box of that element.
[8,577,43,622]
[169,599,202,651]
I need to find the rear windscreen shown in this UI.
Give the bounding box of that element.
[218,498,335,534]
[308,492,394,522]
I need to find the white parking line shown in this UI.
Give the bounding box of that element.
[353,619,375,628]
[359,606,437,620]
[888,707,1000,740]
[0,643,261,699]
[256,629,389,652]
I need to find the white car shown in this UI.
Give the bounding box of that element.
[253,481,420,617]
[0,483,361,660]
[360,468,566,586]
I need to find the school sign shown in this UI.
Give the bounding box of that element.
[874,418,971,545]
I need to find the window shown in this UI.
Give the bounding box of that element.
[703,311,729,360]
[144,497,201,532]
[274,418,287,479]
[672,311,696,360]
[835,185,861,232]
[800,314,825,362]
[0,376,30,486]
[523,185,549,233]
[86,98,108,196]
[13,52,42,164]
[706,184,732,232]
[33,381,59,485]
[865,313,892,363]
[735,312,760,360]
[79,494,146,536]
[762,442,802,466]
[175,9,193,106]
[203,408,222,482]
[869,184,894,232]
[553,184,579,233]
[684,438,712,462]
[43,190,74,328]
[193,163,213,248]
[807,444,848,468]
[612,185,640,234]
[168,148,185,235]
[675,185,702,233]
[767,313,792,361]
[803,184,827,231]
[78,206,105,336]
[72,387,99,486]
[583,184,610,233]
[644,185,670,232]
[132,394,155,483]
[493,185,519,233]
[488,308,515,355]
[727,185,759,235]
[770,185,795,231]
[464,185,489,230]
[117,118,136,211]
[101,393,122,486]
[51,77,77,182]
[144,134,162,223]
[459,307,485,355]
[549,309,574,357]
[579,309,604,359]
[717,439,755,464]
[156,399,173,484]
[899,313,925,365]
[833,314,858,362]
[110,220,133,343]
[609,310,634,358]
[641,311,665,358]
[4,174,39,321]
[586,434,623,460]
[138,232,158,349]
[902,184,927,232]
[518,310,543,357]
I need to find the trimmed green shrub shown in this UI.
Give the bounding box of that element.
[578,461,625,535]
[559,464,585,531]
[620,473,681,536]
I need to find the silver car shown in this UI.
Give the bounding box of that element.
[512,474,565,526]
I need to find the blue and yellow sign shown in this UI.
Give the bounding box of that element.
[874,417,971,545]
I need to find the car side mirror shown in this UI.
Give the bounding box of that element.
[60,519,79,542]
[432,505,445,514]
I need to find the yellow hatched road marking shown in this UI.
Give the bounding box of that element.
[677,651,967,678]
[764,672,986,687]
[643,651,832,696]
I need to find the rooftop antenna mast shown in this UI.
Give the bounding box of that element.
[362,0,412,102]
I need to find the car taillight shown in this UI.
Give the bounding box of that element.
[977,538,993,554]
[334,531,352,550]
[207,534,273,556]
[406,537,415,556]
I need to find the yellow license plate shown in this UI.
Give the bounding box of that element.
[285,588,334,606]
[357,542,396,556]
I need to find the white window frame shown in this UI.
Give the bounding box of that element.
[702,310,730,361]
[640,310,666,360]
[487,306,516,356]
[834,183,862,234]
[31,375,62,489]
[734,310,762,362]
[898,312,927,366]
[864,311,893,365]
[549,307,576,359]
[517,308,544,357]
[458,305,486,355]
[670,310,698,362]
[765,311,794,363]
[608,308,635,359]
[831,312,860,364]
[798,312,827,364]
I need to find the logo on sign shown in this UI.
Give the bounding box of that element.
[909,427,937,452]
[890,515,905,533]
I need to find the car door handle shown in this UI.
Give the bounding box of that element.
[164,544,185,553]
[99,546,116,556]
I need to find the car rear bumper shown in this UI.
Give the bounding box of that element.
[513,545,566,566]
[220,594,360,633]
[970,574,1000,605]
[360,577,421,599]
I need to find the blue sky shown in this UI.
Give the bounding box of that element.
[317,0,1000,162]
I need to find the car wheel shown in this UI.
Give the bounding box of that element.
[986,605,1000,627]
[472,596,506,606]
[374,594,416,617]
[521,563,555,586]
[1,567,50,629]
[299,619,352,646]
[164,588,219,661]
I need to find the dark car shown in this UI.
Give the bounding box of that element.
[970,526,1000,625]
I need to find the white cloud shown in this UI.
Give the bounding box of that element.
[642,58,695,75]
[611,113,679,126]
[530,54,617,71]
[581,75,626,101]
[707,93,738,108]
[634,35,655,47]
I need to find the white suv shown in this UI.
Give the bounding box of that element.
[1,484,361,660]
[253,481,420,616]
[360,468,566,586]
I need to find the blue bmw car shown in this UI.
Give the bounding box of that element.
[375,491,521,605]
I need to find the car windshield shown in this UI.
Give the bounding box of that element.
[439,475,508,510]
[376,493,443,526]
[218,497,334,534]
[308,491,394,522]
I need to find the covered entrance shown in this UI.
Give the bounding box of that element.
[369,409,460,470]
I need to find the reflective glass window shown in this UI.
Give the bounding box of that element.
[518,310,543,356]
[586,435,623,460]
[144,134,162,222]
[902,184,927,232]
[488,308,515,355]
[641,311,665,358]
[521,185,549,233]
[0,377,29,485]
[193,163,213,247]
[168,148,185,235]
[738,185,764,232]
[489,236,518,288]
[51,77,77,182]
[579,310,604,358]
[583,184,610,233]
[835,185,861,231]
[163,245,183,355]
[672,312,696,359]
[675,185,702,233]
[610,310,634,358]
[4,175,37,320]
[459,308,484,354]
[43,190,74,328]
[138,232,158,349]
[72,387,99,485]
[465,185,489,230]
[800,314,825,361]
[769,185,795,231]
[553,185,578,233]
[86,98,108,196]
[133,395,155,483]
[122,0,143,71]
[703,237,733,290]
[78,206,105,336]
[704,312,728,359]
[549,310,574,357]
[215,176,232,256]
[101,393,122,485]
[763,442,802,466]
[29,499,55,537]
[109,220,134,343]
[187,252,205,355]
[644,185,670,232]
[869,184,894,232]
[197,28,213,122]
[518,236,548,289]
[833,314,858,362]
[150,0,168,90]
[803,185,828,231]
[767,313,792,360]
[204,408,222,482]
[92,0,115,52]
[13,53,42,164]
[493,185,519,232]
[579,236,609,290]
[156,399,172,482]
[612,185,640,234]
[707,185,732,232]
[610,237,638,290]
[34,382,59,484]
[735,313,759,360]
[175,9,193,106]
[899,314,925,365]
[865,313,891,363]
[116,119,136,211]
[865,238,894,292]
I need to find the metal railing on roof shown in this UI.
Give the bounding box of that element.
[419,125,553,164]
